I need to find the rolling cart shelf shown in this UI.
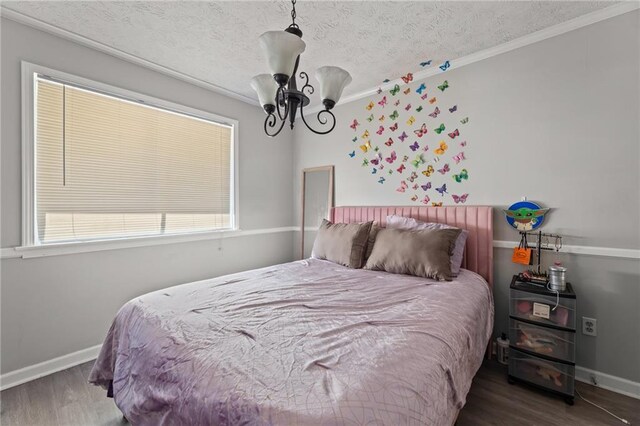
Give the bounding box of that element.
[507,275,576,405]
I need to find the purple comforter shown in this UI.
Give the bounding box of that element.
[90,259,493,425]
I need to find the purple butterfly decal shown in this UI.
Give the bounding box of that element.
[452,193,469,204]
[398,131,408,142]
[429,107,440,118]
[449,105,458,113]
[438,163,450,175]
[409,141,420,151]
[421,182,432,191]
[436,184,448,196]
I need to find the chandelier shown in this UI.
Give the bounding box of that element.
[250,0,352,137]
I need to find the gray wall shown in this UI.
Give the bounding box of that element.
[0,18,295,374]
[293,11,640,382]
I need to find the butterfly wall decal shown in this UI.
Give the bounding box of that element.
[409,141,420,151]
[420,60,432,67]
[374,146,380,152]
[439,61,450,71]
[421,93,429,100]
[414,123,428,137]
[422,165,435,177]
[366,114,374,122]
[362,159,369,166]
[406,116,416,125]
[378,177,386,184]
[402,155,409,162]
[434,124,446,134]
[422,145,430,152]
[371,167,377,174]
[416,83,427,95]
[429,97,437,104]
[398,131,408,142]
[403,88,411,95]
[405,104,412,111]
[378,96,387,107]
[448,129,459,139]
[376,126,384,135]
[428,107,441,118]
[385,138,394,147]
[461,117,469,124]
[352,137,357,143]
[410,195,418,202]
[421,196,431,205]
[396,180,408,193]
[350,119,359,130]
[388,169,394,175]
[397,164,406,173]
[379,115,385,121]
[390,85,400,96]
[452,151,466,164]
[411,154,425,168]
[436,183,448,195]
[389,123,398,131]
[385,151,397,164]
[449,105,457,113]
[362,130,370,138]
[370,157,379,165]
[407,171,419,183]
[401,73,413,84]
[432,202,443,207]
[437,163,450,175]
[421,182,432,191]
[348,151,355,158]
[452,193,469,204]
[394,99,400,106]
[438,80,449,91]
[383,79,390,83]
[452,169,469,182]
[416,105,423,112]
[359,140,371,153]
[460,141,467,147]
[376,87,382,95]
[389,110,399,120]
[434,141,448,155]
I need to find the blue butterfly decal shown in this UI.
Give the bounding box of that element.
[436,183,448,196]
[420,60,432,67]
[416,83,427,95]
[439,60,450,72]
[348,151,355,158]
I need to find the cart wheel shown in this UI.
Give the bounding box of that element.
[507,376,516,385]
[564,397,574,406]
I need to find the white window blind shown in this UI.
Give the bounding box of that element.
[35,76,234,244]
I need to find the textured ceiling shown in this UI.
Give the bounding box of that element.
[3,1,614,105]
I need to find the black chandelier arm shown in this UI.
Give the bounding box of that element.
[299,104,336,135]
[275,86,287,121]
[264,111,287,137]
[298,72,315,97]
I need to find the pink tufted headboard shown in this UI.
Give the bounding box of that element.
[330,206,494,287]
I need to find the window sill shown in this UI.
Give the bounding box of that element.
[1,227,297,259]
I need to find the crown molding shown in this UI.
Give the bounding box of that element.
[307,2,640,113]
[0,7,260,107]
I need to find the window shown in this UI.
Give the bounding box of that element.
[25,65,237,247]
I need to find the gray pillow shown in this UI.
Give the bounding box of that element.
[386,215,468,276]
[312,219,373,268]
[364,227,461,281]
[364,223,382,262]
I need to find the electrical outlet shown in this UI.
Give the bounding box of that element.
[583,317,597,336]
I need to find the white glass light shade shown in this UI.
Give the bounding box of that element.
[250,74,278,108]
[315,66,352,104]
[258,31,306,80]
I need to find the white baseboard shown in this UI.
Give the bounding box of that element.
[575,366,640,400]
[0,344,102,391]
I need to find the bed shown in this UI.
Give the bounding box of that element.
[90,205,494,425]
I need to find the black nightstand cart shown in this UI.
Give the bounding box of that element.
[507,275,577,405]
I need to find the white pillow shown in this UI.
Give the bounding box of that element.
[385,215,468,276]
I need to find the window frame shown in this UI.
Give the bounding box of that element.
[21,61,240,251]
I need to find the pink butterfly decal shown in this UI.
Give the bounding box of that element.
[385,138,394,147]
[389,123,399,131]
[438,163,450,175]
[460,141,467,147]
[398,131,408,142]
[370,158,379,166]
[448,129,460,139]
[428,107,440,118]
[421,195,431,205]
[421,93,429,100]
[396,180,408,193]
[405,104,412,111]
[412,183,419,190]
[350,119,359,130]
[378,96,387,107]
[394,99,400,106]
[452,193,469,204]
[376,126,385,135]
[414,123,428,137]
[453,151,466,164]
[422,145,430,152]
[407,171,418,183]
[421,182,432,191]
[397,164,406,173]
[385,151,397,164]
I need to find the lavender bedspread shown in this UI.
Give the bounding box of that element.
[89,259,493,425]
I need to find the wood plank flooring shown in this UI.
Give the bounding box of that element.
[1,360,638,425]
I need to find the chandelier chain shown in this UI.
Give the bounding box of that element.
[290,0,297,26]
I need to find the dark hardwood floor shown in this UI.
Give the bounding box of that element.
[1,360,638,425]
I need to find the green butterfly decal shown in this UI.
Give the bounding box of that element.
[374,146,380,152]
[389,110,399,120]
[362,159,369,166]
[437,80,449,91]
[390,84,401,96]
[434,123,446,134]
[366,114,374,122]
[411,154,425,168]
[416,106,423,112]
[460,117,469,124]
[453,169,469,183]
[388,169,393,175]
